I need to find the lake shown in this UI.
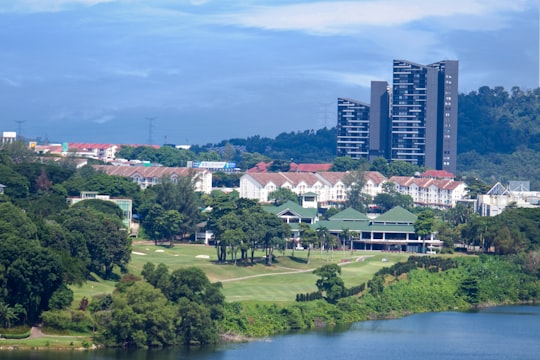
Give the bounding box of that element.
[2,305,540,360]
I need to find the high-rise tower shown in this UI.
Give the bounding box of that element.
[336,60,458,173]
[336,98,370,159]
[391,60,458,173]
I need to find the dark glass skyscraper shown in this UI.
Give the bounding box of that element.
[336,98,370,159]
[391,60,458,173]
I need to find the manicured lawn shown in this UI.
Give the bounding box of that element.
[0,336,93,349]
[71,243,411,305]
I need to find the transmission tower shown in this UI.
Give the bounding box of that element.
[146,117,156,145]
[319,101,334,129]
[14,120,25,140]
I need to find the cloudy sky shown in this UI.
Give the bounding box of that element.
[1,0,538,145]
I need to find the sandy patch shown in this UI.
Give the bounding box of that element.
[155,249,165,253]
[196,254,210,259]
[132,251,147,255]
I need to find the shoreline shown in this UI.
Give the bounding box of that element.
[2,301,537,352]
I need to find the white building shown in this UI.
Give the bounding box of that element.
[1,132,17,143]
[477,181,540,216]
[93,165,212,193]
[240,171,387,207]
[388,176,466,208]
[239,170,465,209]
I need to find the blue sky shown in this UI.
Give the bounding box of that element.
[0,0,538,145]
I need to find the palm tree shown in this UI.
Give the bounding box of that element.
[0,303,18,329]
[341,228,350,260]
[349,230,360,254]
[300,223,317,265]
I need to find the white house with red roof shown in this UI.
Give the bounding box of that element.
[240,170,465,209]
[93,165,212,193]
[388,175,466,208]
[239,171,387,206]
[68,143,119,161]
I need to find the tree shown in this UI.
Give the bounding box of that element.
[343,171,371,212]
[443,203,474,227]
[0,302,18,328]
[268,187,299,205]
[313,264,345,303]
[140,265,225,345]
[57,208,131,278]
[268,159,291,172]
[374,182,413,212]
[150,176,200,239]
[153,210,184,247]
[99,281,178,348]
[316,225,330,260]
[414,209,435,253]
[299,223,317,264]
[370,157,389,176]
[331,156,369,171]
[72,198,123,220]
[0,164,30,199]
[387,160,420,176]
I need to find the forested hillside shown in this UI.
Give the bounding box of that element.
[457,86,540,189]
[204,86,540,188]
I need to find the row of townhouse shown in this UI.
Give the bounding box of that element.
[93,165,212,193]
[240,170,466,208]
[388,176,466,209]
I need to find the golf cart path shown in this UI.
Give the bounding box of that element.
[221,255,372,282]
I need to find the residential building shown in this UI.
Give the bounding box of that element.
[336,98,371,159]
[388,175,466,208]
[239,170,464,209]
[391,60,458,173]
[68,143,119,161]
[337,59,459,174]
[93,165,212,193]
[369,81,391,160]
[239,171,386,207]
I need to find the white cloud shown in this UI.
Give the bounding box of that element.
[92,114,116,124]
[218,0,533,35]
[0,77,22,87]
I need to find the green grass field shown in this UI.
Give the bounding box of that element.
[70,243,410,305]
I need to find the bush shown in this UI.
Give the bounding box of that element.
[41,310,72,330]
[1,328,31,339]
[41,310,94,333]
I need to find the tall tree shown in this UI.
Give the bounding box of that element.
[414,209,435,253]
[299,223,317,265]
[343,171,371,212]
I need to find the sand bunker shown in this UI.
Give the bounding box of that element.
[195,255,210,259]
[132,251,146,255]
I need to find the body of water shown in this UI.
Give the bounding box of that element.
[2,305,540,360]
